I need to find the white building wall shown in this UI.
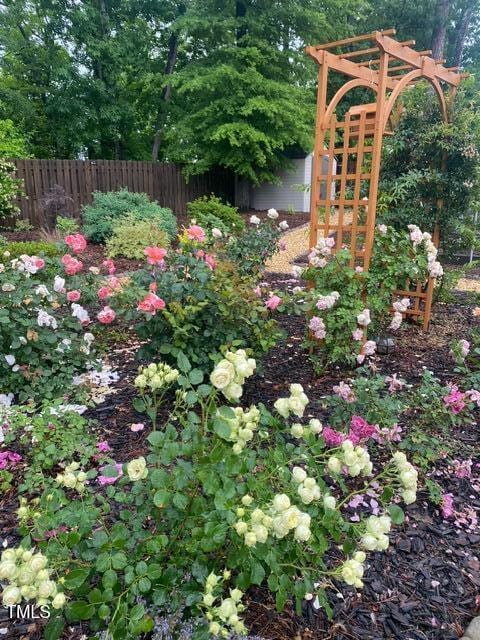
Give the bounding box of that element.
[250,157,310,213]
[249,153,334,213]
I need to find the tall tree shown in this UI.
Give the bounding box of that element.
[431,0,451,59]
[163,0,362,183]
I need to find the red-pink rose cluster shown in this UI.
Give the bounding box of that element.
[65,233,87,254]
[61,254,84,275]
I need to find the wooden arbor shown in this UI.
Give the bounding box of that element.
[306,30,463,329]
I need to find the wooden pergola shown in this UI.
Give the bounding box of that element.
[306,29,463,329]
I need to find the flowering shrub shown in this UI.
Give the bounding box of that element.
[128,235,281,372]
[1,403,98,493]
[0,252,98,400]
[295,224,439,370]
[0,159,24,222]
[224,211,283,276]
[0,546,65,609]
[14,351,418,639]
[187,194,245,234]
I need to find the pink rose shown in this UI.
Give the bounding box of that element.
[266,295,281,310]
[137,292,166,315]
[98,463,123,486]
[323,427,346,447]
[97,286,111,300]
[61,254,83,275]
[65,233,87,254]
[97,306,116,324]
[204,254,217,271]
[186,225,206,242]
[35,258,45,270]
[67,290,81,302]
[102,259,116,274]
[96,440,111,453]
[144,246,167,266]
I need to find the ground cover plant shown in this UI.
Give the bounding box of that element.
[0,217,478,640]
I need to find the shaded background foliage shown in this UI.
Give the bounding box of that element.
[0,0,479,183]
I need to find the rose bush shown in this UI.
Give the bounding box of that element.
[293,224,441,370]
[123,227,282,372]
[10,351,420,639]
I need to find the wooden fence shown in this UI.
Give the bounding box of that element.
[11,159,234,226]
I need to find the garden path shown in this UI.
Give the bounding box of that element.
[266,223,480,293]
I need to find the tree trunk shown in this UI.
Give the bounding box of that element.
[151,8,184,162]
[236,1,247,43]
[431,0,450,59]
[453,3,474,66]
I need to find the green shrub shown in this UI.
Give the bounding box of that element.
[56,215,80,237]
[0,159,24,224]
[14,219,34,232]
[106,216,169,259]
[82,189,177,243]
[187,194,244,233]
[1,239,59,259]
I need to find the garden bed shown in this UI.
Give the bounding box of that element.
[1,271,478,640]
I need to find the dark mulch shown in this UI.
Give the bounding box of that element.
[0,274,478,640]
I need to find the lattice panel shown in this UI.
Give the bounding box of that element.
[306,30,463,331]
[314,107,375,269]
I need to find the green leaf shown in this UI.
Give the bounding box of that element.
[212,416,231,439]
[388,504,405,524]
[68,600,95,621]
[153,490,170,507]
[173,493,188,510]
[188,368,204,385]
[177,352,191,372]
[43,616,65,639]
[147,432,163,447]
[63,568,90,589]
[150,468,168,488]
[102,569,118,588]
[250,562,265,585]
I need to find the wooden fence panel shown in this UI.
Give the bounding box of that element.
[9,159,234,226]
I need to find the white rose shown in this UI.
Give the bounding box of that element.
[244,532,257,547]
[212,227,223,238]
[323,495,336,510]
[294,524,311,541]
[309,418,322,434]
[292,466,307,483]
[288,396,307,417]
[224,382,243,401]
[210,361,235,389]
[273,398,290,418]
[290,423,304,438]
[29,554,47,572]
[235,521,248,535]
[249,215,260,225]
[2,585,21,606]
[126,456,148,481]
[267,208,279,219]
[402,489,416,504]
[361,534,378,551]
[279,220,289,231]
[273,493,291,513]
[0,560,17,580]
[51,592,66,609]
[252,524,268,543]
[37,580,56,598]
[327,456,342,474]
